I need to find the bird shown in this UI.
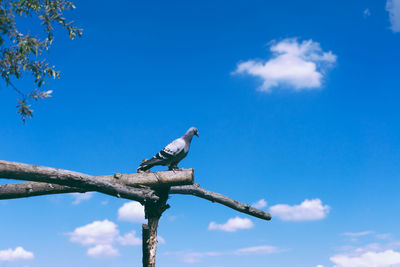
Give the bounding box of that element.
[137,127,199,172]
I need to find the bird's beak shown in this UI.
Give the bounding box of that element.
[195,132,199,137]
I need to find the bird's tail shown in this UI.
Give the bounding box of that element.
[137,157,162,172]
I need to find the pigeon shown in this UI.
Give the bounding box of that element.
[137,127,199,172]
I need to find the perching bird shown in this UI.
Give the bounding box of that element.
[137,127,199,172]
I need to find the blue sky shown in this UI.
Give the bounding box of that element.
[1,0,400,266]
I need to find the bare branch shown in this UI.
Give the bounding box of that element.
[0,168,194,200]
[0,160,158,202]
[0,182,83,200]
[0,160,270,221]
[99,169,194,187]
[0,182,271,220]
[170,184,272,221]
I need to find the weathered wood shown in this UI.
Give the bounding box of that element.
[0,182,82,199]
[142,224,151,267]
[100,168,193,187]
[0,161,194,200]
[0,159,272,267]
[170,184,272,221]
[142,189,170,267]
[0,160,158,202]
[0,181,271,221]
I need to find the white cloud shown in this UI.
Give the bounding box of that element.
[208,217,254,232]
[69,219,119,246]
[316,265,325,267]
[234,38,336,92]
[0,247,34,261]
[87,244,119,258]
[331,250,400,267]
[387,0,400,32]
[165,244,282,263]
[71,192,94,205]
[117,231,141,246]
[251,199,267,209]
[269,199,330,221]
[342,231,374,237]
[69,219,155,258]
[118,201,146,223]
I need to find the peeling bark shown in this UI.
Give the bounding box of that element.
[142,189,170,267]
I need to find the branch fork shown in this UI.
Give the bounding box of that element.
[0,160,271,267]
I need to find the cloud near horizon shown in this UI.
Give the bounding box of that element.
[331,250,400,267]
[234,38,336,92]
[165,245,282,263]
[269,199,330,221]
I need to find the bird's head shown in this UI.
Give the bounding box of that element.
[187,127,199,137]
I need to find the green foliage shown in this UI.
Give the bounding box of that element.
[0,0,82,122]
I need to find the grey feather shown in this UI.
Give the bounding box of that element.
[137,127,199,172]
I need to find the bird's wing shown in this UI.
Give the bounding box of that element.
[159,138,186,158]
[137,137,188,172]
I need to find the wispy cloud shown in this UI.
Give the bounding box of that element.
[341,231,374,238]
[208,217,254,232]
[363,8,371,18]
[71,192,94,205]
[376,234,391,240]
[118,201,146,223]
[0,247,34,261]
[165,245,283,263]
[269,199,330,221]
[233,38,336,92]
[158,236,166,245]
[251,199,267,209]
[234,245,281,255]
[387,0,400,32]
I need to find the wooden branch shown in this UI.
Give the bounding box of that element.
[0,160,158,202]
[170,184,272,221]
[100,168,193,187]
[0,160,194,201]
[0,181,271,220]
[0,182,82,200]
[0,161,270,221]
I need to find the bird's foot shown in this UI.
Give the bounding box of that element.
[137,169,151,173]
[169,167,183,173]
